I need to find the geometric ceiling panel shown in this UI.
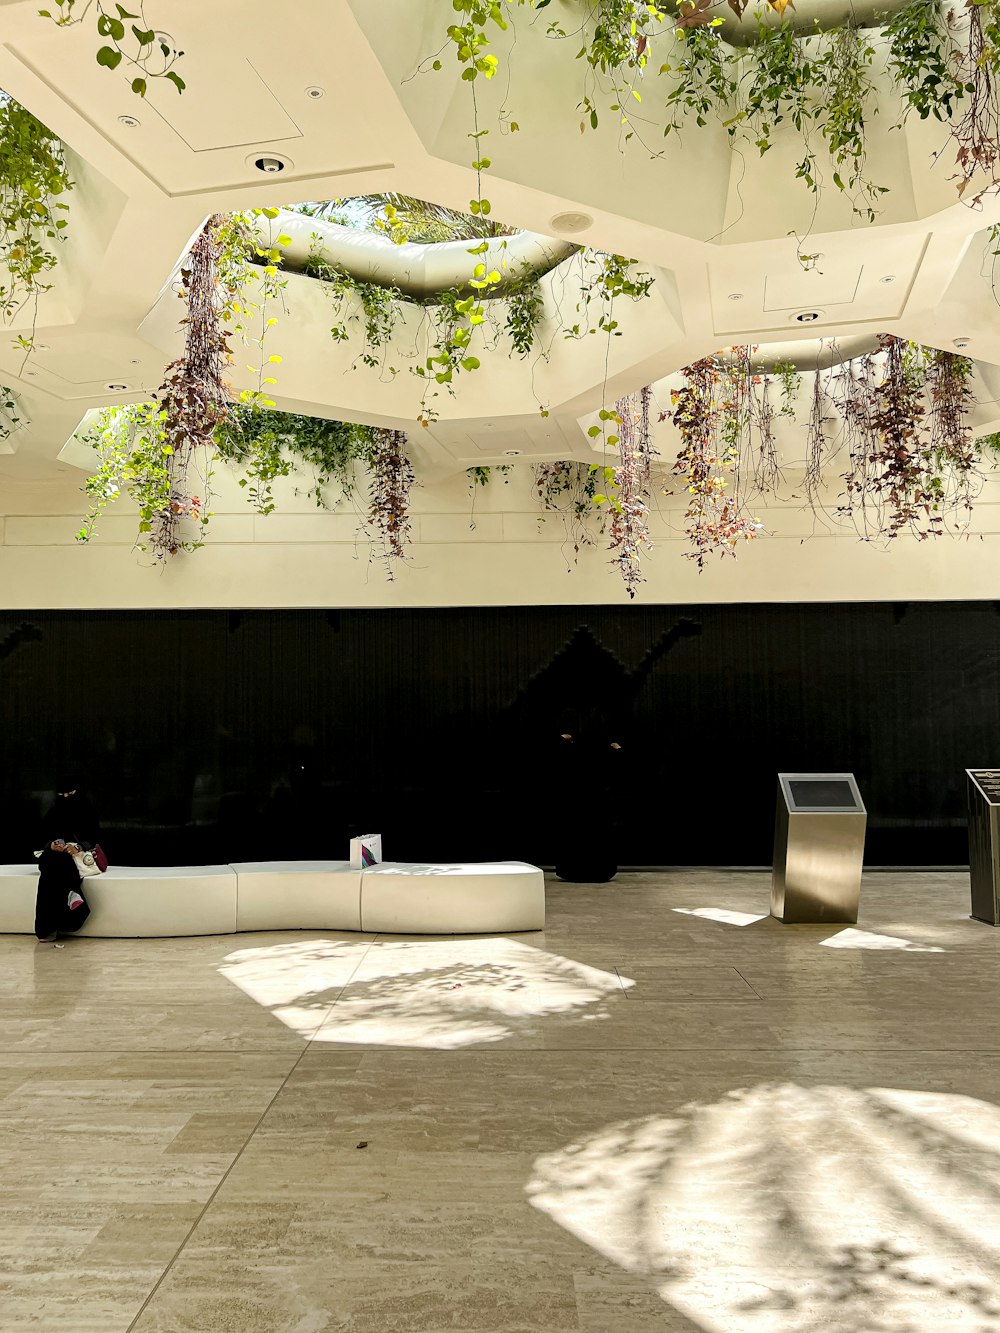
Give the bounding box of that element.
[763,260,864,312]
[148,58,300,153]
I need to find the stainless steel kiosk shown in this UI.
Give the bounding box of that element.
[966,769,1000,925]
[771,773,867,924]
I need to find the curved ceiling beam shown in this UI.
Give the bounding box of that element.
[710,0,911,44]
[718,335,882,372]
[252,210,580,302]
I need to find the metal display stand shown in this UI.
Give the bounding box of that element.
[966,770,1000,925]
[771,773,867,924]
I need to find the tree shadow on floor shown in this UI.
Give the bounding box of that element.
[219,937,629,1049]
[528,1081,1000,1332]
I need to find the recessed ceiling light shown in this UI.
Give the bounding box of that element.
[503,449,521,456]
[879,275,896,284]
[550,211,593,234]
[118,114,141,128]
[33,343,50,351]
[246,152,293,174]
[728,292,744,302]
[793,310,823,324]
[953,336,971,349]
[128,358,141,365]
[25,369,37,376]
[106,382,128,391]
[305,86,325,99]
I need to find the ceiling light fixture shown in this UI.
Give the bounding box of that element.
[503,449,521,456]
[549,211,593,234]
[953,336,972,349]
[106,382,128,391]
[727,292,744,302]
[879,275,896,284]
[118,114,141,128]
[246,152,293,175]
[305,86,325,99]
[793,310,823,324]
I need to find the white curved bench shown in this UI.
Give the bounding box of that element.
[361,861,545,934]
[0,860,544,937]
[233,861,362,932]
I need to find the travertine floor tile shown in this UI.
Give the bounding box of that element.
[3,870,1000,1330]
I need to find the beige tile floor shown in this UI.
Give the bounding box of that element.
[2,870,999,1331]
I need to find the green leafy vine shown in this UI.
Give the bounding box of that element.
[38,1,185,97]
[0,92,72,352]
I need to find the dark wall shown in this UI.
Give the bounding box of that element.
[0,602,992,867]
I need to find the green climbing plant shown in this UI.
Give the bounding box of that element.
[504,282,543,356]
[0,93,72,349]
[76,401,181,548]
[38,1,186,97]
[0,383,23,440]
[420,0,991,223]
[215,403,369,511]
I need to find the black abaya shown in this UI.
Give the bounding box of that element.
[552,727,622,883]
[35,792,99,939]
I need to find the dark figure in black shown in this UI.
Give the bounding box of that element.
[35,783,99,943]
[553,706,624,883]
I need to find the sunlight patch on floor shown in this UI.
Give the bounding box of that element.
[527,1083,1000,1331]
[673,907,768,927]
[821,927,946,952]
[219,936,632,1048]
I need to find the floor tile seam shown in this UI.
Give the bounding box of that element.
[302,933,385,1047]
[731,966,763,998]
[122,1041,315,1333]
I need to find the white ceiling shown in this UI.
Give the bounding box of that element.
[2,0,1000,490]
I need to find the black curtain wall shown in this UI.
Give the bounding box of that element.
[0,602,993,867]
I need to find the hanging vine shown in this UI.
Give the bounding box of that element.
[296,211,647,426]
[534,459,605,559]
[79,219,229,556]
[365,427,416,573]
[0,383,23,441]
[803,361,833,508]
[945,0,1000,201]
[0,92,72,352]
[149,216,230,556]
[421,0,996,222]
[836,336,981,542]
[605,384,655,597]
[670,354,760,568]
[38,2,186,98]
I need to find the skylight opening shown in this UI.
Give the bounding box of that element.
[287,193,519,246]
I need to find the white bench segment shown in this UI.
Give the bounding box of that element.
[360,861,546,935]
[0,866,38,933]
[78,865,238,937]
[233,861,362,932]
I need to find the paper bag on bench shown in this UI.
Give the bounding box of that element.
[350,834,382,869]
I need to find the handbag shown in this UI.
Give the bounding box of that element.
[71,847,105,879]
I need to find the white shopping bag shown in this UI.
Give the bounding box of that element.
[349,833,382,869]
